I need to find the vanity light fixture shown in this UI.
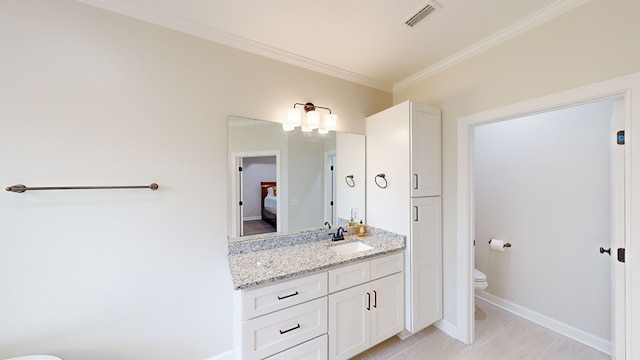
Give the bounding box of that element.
[283,102,337,134]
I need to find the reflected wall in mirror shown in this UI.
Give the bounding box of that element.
[228,116,365,239]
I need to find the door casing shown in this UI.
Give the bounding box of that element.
[456,72,640,359]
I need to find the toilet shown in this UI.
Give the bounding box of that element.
[5,356,62,360]
[474,268,488,292]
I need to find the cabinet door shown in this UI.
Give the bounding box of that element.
[328,283,370,360]
[370,273,404,346]
[408,197,442,332]
[410,102,441,197]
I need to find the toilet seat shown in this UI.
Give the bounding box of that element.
[474,269,487,282]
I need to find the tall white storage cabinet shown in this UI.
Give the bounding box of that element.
[366,100,442,334]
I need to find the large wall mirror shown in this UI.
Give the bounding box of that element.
[228,116,365,239]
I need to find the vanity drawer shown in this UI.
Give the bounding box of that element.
[370,252,404,280]
[242,297,328,360]
[328,261,371,293]
[242,272,327,320]
[265,335,327,360]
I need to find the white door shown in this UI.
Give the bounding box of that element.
[408,196,442,332]
[370,273,404,346]
[328,283,370,360]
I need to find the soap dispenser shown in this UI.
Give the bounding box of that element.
[348,217,356,227]
[356,220,366,237]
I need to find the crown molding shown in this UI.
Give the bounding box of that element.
[393,0,591,92]
[77,0,393,92]
[78,0,589,94]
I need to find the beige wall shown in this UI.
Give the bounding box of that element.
[394,0,640,326]
[0,1,390,359]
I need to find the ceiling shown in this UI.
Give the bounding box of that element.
[78,0,587,92]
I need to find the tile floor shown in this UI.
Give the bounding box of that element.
[353,298,610,360]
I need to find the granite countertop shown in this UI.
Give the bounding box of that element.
[228,227,405,290]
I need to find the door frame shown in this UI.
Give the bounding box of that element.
[324,150,337,226]
[456,72,640,359]
[229,150,281,237]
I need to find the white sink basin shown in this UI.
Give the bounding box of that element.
[329,241,374,256]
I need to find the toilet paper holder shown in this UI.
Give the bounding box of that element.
[488,239,512,248]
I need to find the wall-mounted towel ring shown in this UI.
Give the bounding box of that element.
[345,175,355,187]
[374,173,387,189]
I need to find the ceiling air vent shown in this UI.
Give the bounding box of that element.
[404,1,442,28]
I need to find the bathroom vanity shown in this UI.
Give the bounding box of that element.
[228,227,405,360]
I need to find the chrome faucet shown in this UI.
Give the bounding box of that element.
[332,227,345,241]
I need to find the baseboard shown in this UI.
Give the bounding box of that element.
[203,350,234,360]
[243,216,261,221]
[397,329,414,340]
[476,292,611,355]
[397,318,457,341]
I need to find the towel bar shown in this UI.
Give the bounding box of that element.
[6,183,159,193]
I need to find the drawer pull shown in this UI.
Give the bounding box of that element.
[279,323,301,335]
[373,290,377,308]
[366,292,371,311]
[277,291,299,300]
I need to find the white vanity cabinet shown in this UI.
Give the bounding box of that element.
[366,100,442,334]
[234,272,329,360]
[233,252,404,360]
[327,253,404,360]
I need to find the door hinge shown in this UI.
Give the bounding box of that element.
[238,201,243,206]
[617,130,625,145]
[330,165,334,171]
[618,248,626,263]
[238,166,243,171]
[330,201,334,206]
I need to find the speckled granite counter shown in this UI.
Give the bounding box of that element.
[228,226,405,290]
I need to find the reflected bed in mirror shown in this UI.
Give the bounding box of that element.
[228,116,365,238]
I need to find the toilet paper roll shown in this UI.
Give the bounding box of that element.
[490,239,506,252]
